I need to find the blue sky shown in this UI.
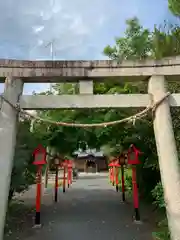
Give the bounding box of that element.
[0,0,178,94]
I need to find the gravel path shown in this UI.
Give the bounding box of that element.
[10,174,155,240]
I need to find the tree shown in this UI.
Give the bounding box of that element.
[104,17,152,61]
[32,18,180,206]
[9,119,40,200]
[33,19,180,198]
[7,14,180,239]
[168,0,180,16]
[103,17,180,239]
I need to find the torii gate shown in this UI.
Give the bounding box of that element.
[0,57,180,239]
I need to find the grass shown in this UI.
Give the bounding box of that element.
[4,200,34,238]
[109,167,132,193]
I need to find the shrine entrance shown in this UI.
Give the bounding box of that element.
[85,158,97,173]
[0,57,180,239]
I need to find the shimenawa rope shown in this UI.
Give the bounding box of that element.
[0,92,171,128]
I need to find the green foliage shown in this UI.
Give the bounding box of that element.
[152,230,170,240]
[104,17,180,60]
[124,175,132,191]
[124,171,132,191]
[29,17,180,237]
[6,11,180,240]
[168,0,180,16]
[104,17,152,61]
[117,169,132,192]
[151,182,170,239]
[152,182,165,209]
[152,218,170,240]
[103,17,180,237]
[32,19,180,198]
[9,119,40,200]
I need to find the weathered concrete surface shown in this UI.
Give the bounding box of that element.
[0,56,180,82]
[9,174,155,240]
[1,93,180,110]
[149,76,180,240]
[79,81,93,94]
[0,78,24,240]
[12,93,180,110]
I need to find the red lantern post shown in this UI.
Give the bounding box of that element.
[67,160,73,187]
[127,144,142,222]
[67,160,70,188]
[54,158,60,202]
[114,160,120,192]
[70,161,73,184]
[62,160,67,193]
[121,165,125,201]
[108,160,112,183]
[109,167,112,182]
[108,162,115,186]
[109,160,120,192]
[32,145,47,226]
[119,153,126,202]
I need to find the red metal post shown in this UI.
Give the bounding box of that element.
[132,166,140,221]
[63,164,66,193]
[54,165,58,202]
[112,167,115,186]
[121,165,125,202]
[69,161,73,185]
[115,167,119,192]
[68,166,72,186]
[109,167,112,182]
[70,167,72,184]
[35,165,42,225]
[67,166,70,188]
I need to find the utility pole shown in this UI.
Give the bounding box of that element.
[45,39,55,92]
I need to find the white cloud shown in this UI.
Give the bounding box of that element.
[33,26,44,33]
[0,0,170,61]
[0,0,111,61]
[37,39,43,46]
[0,0,171,93]
[70,16,89,35]
[98,16,106,26]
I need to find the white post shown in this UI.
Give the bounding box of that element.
[148,75,180,240]
[0,77,23,240]
[79,80,93,94]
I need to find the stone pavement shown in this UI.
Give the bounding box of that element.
[13,173,155,240]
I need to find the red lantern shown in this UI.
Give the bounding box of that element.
[113,160,120,168]
[108,162,114,167]
[67,161,72,168]
[32,144,46,226]
[54,158,59,165]
[114,160,120,191]
[33,144,47,165]
[119,153,128,165]
[108,161,115,185]
[108,159,119,167]
[67,160,73,186]
[108,159,120,189]
[127,144,142,221]
[127,144,141,165]
[119,154,125,165]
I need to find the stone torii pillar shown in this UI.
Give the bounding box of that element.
[0,77,23,240]
[148,75,180,240]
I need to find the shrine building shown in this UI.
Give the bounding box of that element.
[73,148,108,173]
